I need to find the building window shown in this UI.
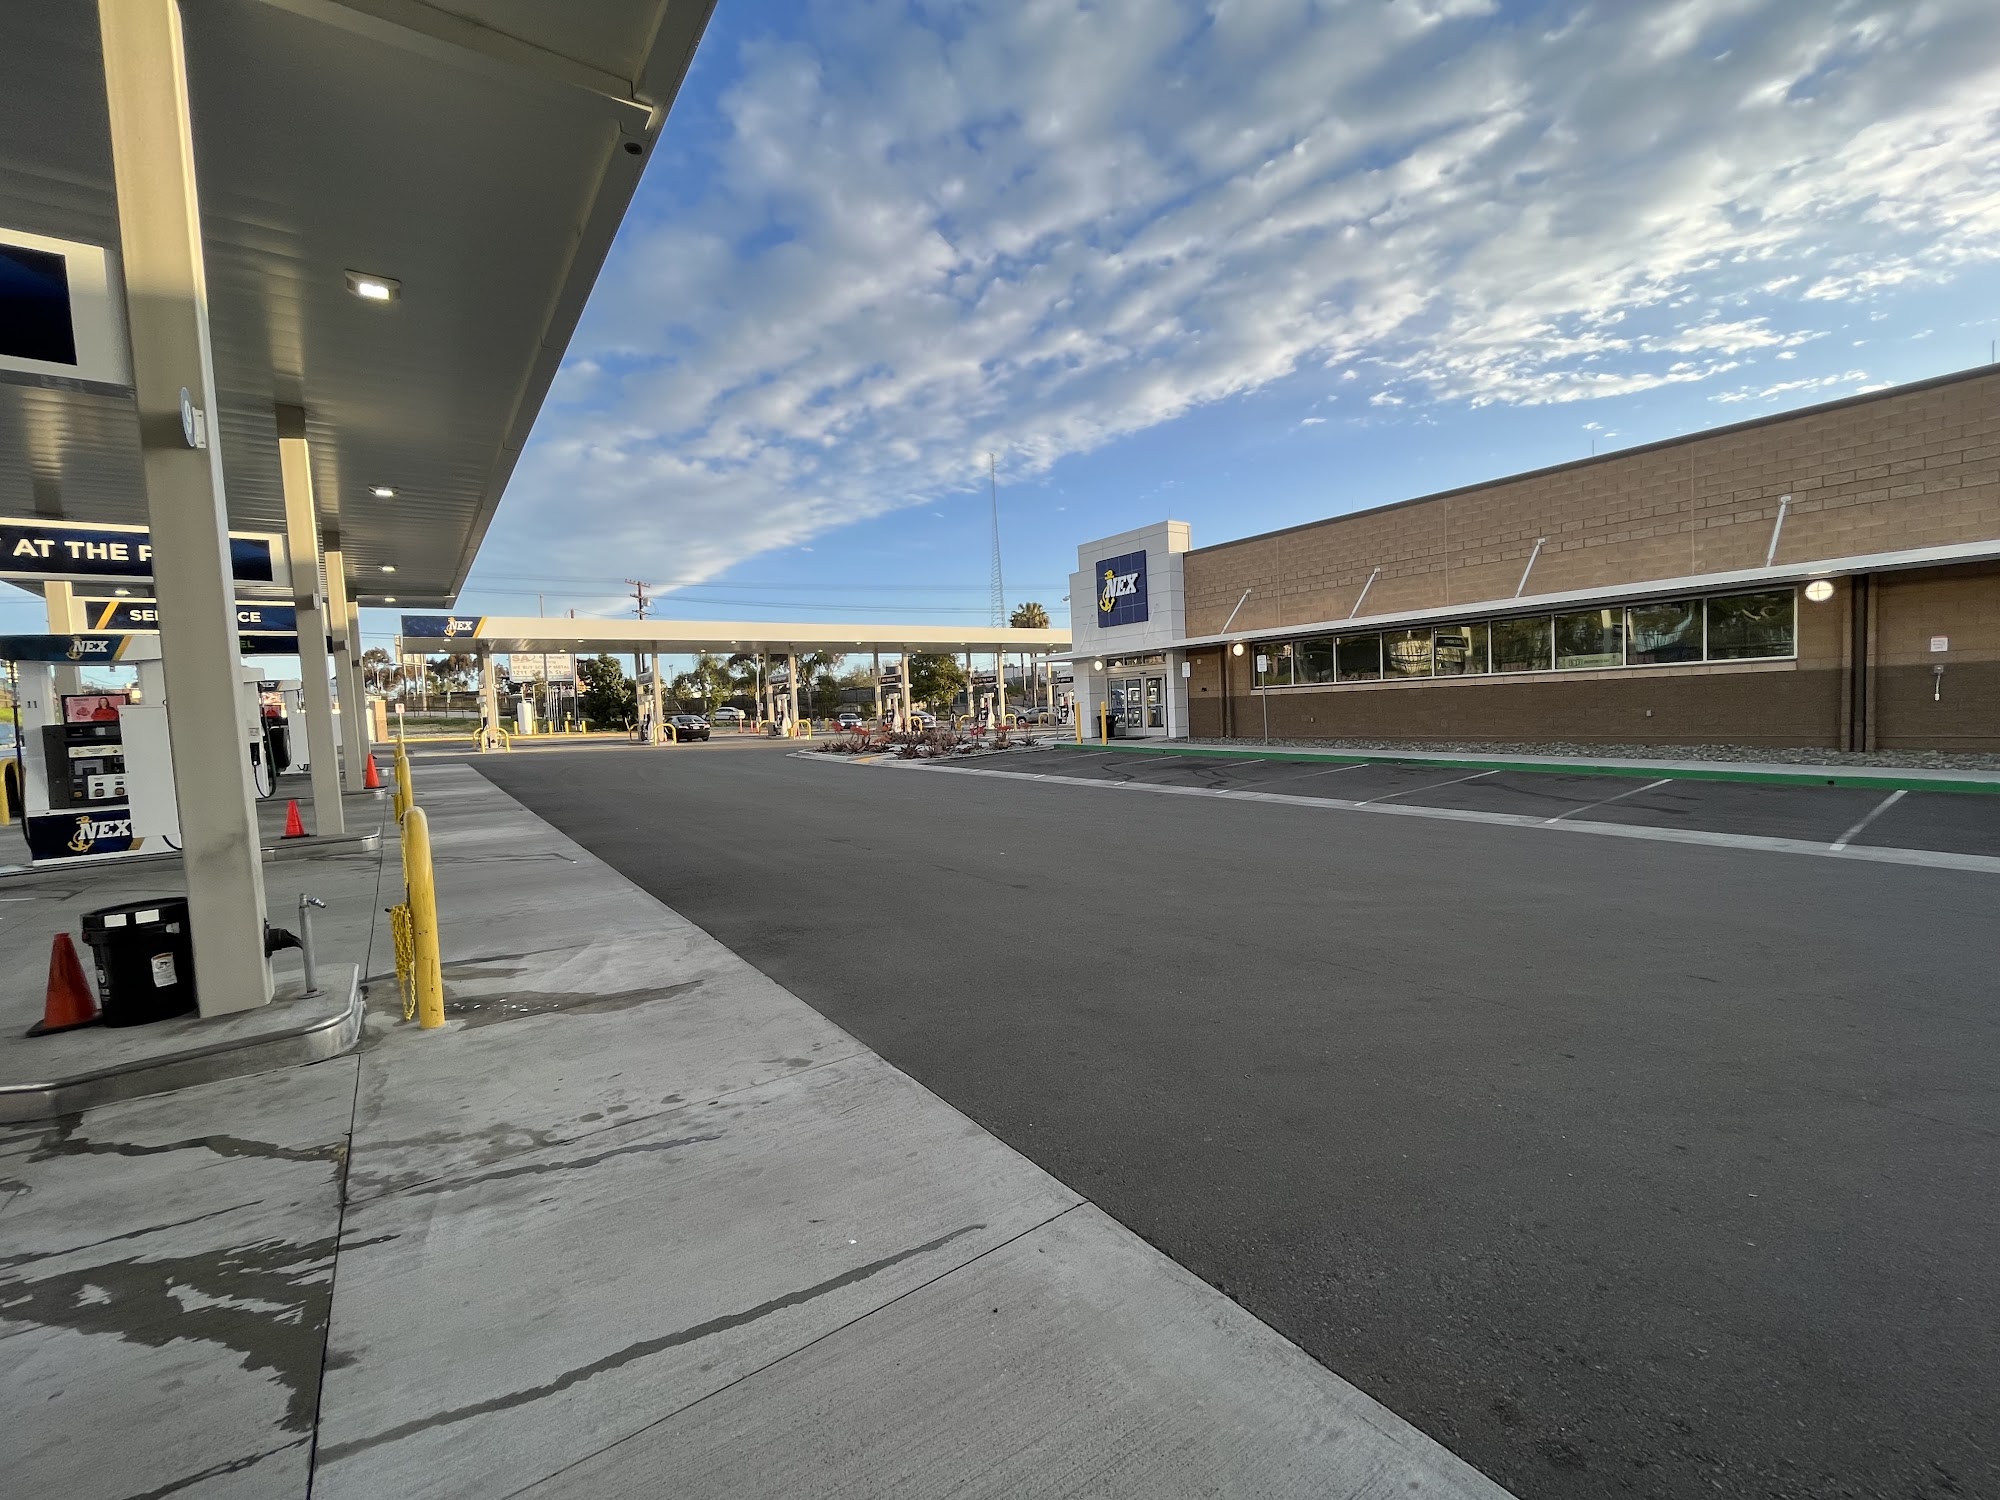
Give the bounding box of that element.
[1555,608,1623,669]
[1433,624,1489,676]
[1241,588,1796,690]
[1706,590,1795,659]
[1626,600,1702,664]
[1491,615,1552,673]
[1383,629,1433,678]
[1256,642,1294,687]
[1336,634,1382,681]
[1297,637,1336,685]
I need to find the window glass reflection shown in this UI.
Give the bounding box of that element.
[1383,630,1433,678]
[1491,616,1552,673]
[1555,608,1624,669]
[1336,635,1382,681]
[1433,624,1488,676]
[1626,600,1702,664]
[1706,590,1795,659]
[1256,642,1294,687]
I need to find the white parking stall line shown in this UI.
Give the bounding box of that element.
[1357,768,1497,805]
[1545,776,1674,824]
[1829,789,1907,851]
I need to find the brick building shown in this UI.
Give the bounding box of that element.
[1066,366,2000,752]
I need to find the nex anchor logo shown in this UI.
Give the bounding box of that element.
[67,813,134,853]
[1094,549,1148,626]
[442,617,477,638]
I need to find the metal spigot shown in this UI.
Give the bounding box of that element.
[298,893,327,996]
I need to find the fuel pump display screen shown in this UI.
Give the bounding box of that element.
[63,692,126,724]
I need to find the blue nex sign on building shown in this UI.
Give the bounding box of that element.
[1096,550,1148,627]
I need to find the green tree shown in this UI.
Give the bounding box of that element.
[426,654,474,691]
[1009,601,1050,629]
[907,652,966,712]
[361,647,401,695]
[578,653,636,727]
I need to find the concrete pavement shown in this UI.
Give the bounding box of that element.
[2,756,1510,1498]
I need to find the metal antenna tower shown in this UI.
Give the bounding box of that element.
[988,453,1005,627]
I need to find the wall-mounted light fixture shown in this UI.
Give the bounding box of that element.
[1804,579,1834,603]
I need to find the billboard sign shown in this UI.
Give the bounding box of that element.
[0,518,286,589]
[509,651,576,684]
[1095,549,1148,628]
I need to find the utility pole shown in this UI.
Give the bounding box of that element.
[626,578,651,693]
[988,452,1006,629]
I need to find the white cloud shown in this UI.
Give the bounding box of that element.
[494,0,2000,591]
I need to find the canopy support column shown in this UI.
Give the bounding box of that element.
[277,405,343,835]
[100,0,271,1014]
[325,546,365,784]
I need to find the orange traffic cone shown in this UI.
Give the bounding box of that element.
[27,933,98,1037]
[282,799,308,839]
[363,754,383,790]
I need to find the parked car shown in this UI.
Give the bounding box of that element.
[833,710,865,731]
[908,710,937,730]
[710,706,747,726]
[667,714,711,741]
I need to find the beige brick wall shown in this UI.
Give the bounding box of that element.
[1184,368,2000,636]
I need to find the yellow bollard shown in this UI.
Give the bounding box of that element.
[0,758,17,825]
[1099,702,1109,742]
[403,806,445,1029]
[393,749,413,824]
[1074,707,1083,745]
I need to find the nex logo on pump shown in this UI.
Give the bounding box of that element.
[1096,550,1148,627]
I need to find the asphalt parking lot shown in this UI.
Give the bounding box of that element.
[998,747,2000,859]
[478,743,1997,1500]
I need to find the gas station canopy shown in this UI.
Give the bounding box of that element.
[399,614,1074,658]
[0,0,714,605]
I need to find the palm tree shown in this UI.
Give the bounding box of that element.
[1009,602,1050,703]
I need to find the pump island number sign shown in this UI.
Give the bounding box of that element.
[1096,550,1148,627]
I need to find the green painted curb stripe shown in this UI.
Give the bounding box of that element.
[1053,741,2000,796]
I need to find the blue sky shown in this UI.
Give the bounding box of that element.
[17,0,2000,667]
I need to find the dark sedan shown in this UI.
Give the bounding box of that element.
[667,714,711,741]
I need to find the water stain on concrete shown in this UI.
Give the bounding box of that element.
[439,978,703,1028]
[1,1235,337,1432]
[17,1115,347,1169]
[315,1220,989,1465]
[117,1436,308,1500]
[383,1128,727,1198]
[0,1201,258,1269]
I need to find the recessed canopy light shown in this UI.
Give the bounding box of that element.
[383,597,397,604]
[114,587,131,597]
[369,486,396,498]
[346,270,400,302]
[380,565,396,573]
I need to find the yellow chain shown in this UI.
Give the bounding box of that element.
[390,901,416,1021]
